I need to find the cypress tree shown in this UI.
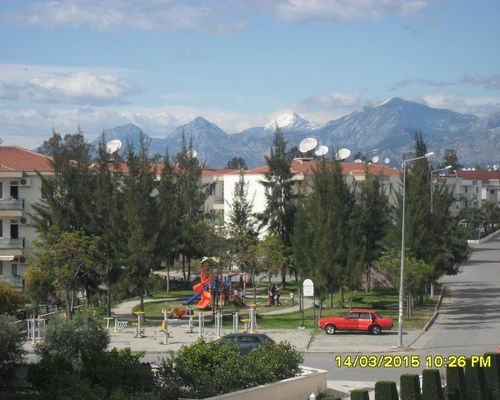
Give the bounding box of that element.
[483,352,500,400]
[464,357,487,400]
[120,135,159,312]
[400,374,422,400]
[259,127,296,286]
[375,380,399,400]
[445,365,465,400]
[422,369,444,400]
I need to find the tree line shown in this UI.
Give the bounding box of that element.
[24,128,470,318]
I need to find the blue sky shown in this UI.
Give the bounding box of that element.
[0,0,499,148]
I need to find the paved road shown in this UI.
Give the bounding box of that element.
[303,233,500,389]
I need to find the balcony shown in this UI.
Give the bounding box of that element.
[0,275,23,288]
[0,198,24,217]
[0,238,25,250]
[214,196,225,204]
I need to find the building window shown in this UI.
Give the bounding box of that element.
[10,181,19,199]
[0,261,3,275]
[465,187,468,193]
[0,219,3,237]
[491,190,495,195]
[12,264,18,276]
[0,181,3,198]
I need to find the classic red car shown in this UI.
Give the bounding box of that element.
[318,309,393,335]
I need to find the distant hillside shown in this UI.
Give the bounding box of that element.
[88,98,499,168]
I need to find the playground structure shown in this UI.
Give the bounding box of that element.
[181,257,248,310]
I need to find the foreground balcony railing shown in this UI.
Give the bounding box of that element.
[0,238,25,249]
[0,198,24,210]
[0,275,23,287]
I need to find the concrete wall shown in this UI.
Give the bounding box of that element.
[204,366,327,400]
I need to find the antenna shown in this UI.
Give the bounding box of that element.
[314,145,329,157]
[371,155,379,164]
[384,157,390,165]
[335,148,351,161]
[299,137,318,153]
[105,139,122,154]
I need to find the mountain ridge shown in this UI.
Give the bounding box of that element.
[90,98,499,168]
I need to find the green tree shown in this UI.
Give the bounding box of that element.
[35,311,109,361]
[174,136,210,283]
[375,250,434,316]
[120,136,159,311]
[31,230,103,317]
[0,314,25,387]
[156,151,180,293]
[259,128,297,285]
[228,172,259,302]
[226,156,247,170]
[32,130,95,234]
[292,158,356,305]
[0,281,24,314]
[88,134,127,316]
[439,148,461,172]
[24,266,54,313]
[356,167,392,292]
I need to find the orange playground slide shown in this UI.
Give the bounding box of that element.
[193,267,212,309]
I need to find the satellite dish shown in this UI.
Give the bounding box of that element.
[299,137,318,153]
[190,149,198,158]
[384,157,390,165]
[354,159,363,163]
[335,147,351,161]
[106,139,122,154]
[315,145,329,157]
[371,155,379,164]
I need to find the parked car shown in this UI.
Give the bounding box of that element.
[216,333,275,354]
[318,309,394,335]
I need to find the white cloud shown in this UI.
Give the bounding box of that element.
[2,0,246,33]
[420,93,500,116]
[0,67,135,105]
[0,104,264,149]
[268,0,428,23]
[275,91,374,125]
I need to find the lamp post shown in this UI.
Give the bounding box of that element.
[398,151,434,347]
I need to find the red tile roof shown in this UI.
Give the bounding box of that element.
[232,159,401,177]
[0,146,53,172]
[456,170,500,183]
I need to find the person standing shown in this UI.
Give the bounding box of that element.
[276,286,282,306]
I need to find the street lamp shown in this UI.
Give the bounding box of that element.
[399,151,434,347]
[430,166,453,214]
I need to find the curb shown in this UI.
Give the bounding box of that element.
[406,284,446,348]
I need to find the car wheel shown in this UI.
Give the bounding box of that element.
[325,325,336,335]
[371,325,382,335]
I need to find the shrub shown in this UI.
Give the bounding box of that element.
[483,352,500,400]
[0,281,25,314]
[375,381,399,400]
[155,339,303,399]
[464,357,487,400]
[35,310,109,361]
[80,348,155,396]
[400,374,422,400]
[27,353,105,400]
[0,315,24,387]
[350,388,370,400]
[422,369,444,400]
[445,365,465,400]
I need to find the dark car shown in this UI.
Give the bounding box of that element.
[216,333,275,354]
[318,309,394,335]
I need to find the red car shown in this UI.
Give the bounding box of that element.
[318,309,393,335]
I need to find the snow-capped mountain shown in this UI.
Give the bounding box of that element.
[264,112,319,131]
[88,98,499,168]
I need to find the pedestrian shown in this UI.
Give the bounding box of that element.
[271,284,276,306]
[276,286,282,306]
[289,291,295,305]
[267,285,273,306]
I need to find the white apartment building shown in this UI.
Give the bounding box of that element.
[436,170,500,216]
[0,146,54,288]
